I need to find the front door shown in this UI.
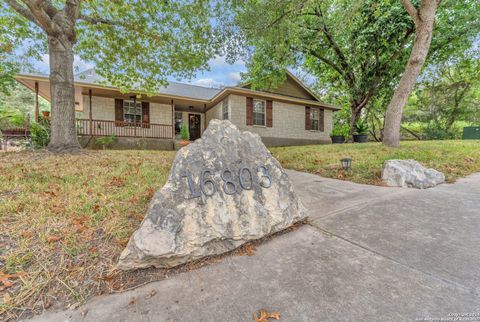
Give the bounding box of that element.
[188,114,201,141]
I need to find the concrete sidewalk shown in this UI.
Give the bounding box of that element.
[27,171,480,322]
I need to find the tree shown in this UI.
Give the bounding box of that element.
[403,56,480,137]
[228,0,479,138]
[383,0,440,147]
[2,1,222,152]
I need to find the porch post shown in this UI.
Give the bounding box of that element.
[133,95,137,137]
[89,89,93,136]
[171,99,175,139]
[34,81,39,122]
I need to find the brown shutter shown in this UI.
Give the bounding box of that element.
[115,99,124,127]
[305,106,311,130]
[246,97,253,126]
[142,101,150,128]
[266,100,273,127]
[319,108,325,132]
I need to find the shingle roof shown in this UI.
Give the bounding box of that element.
[75,69,222,100]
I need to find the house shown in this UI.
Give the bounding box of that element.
[15,69,339,149]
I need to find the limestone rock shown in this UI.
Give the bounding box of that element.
[118,120,306,270]
[382,159,445,189]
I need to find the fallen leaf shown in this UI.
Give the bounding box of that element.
[245,244,256,256]
[47,235,62,243]
[2,280,13,288]
[253,308,281,322]
[21,231,32,238]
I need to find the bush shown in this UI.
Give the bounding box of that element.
[96,134,116,149]
[30,117,50,148]
[330,124,349,138]
[355,120,369,135]
[180,122,189,141]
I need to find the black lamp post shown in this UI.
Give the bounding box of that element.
[340,157,352,171]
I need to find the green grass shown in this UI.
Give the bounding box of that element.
[0,150,175,320]
[271,140,480,185]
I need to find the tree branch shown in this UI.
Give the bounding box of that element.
[65,0,81,22]
[22,0,55,34]
[5,0,38,24]
[401,0,420,26]
[78,14,124,26]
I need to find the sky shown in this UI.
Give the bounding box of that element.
[33,54,247,89]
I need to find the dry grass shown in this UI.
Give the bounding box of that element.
[271,140,480,185]
[0,150,174,320]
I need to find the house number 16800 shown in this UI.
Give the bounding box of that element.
[181,166,272,199]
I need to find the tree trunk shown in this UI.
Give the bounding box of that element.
[349,104,362,139]
[383,0,438,147]
[47,34,81,152]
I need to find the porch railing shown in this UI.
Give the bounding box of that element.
[76,119,173,139]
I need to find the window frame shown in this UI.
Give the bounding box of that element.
[222,100,229,120]
[310,107,320,131]
[253,99,266,126]
[123,100,142,125]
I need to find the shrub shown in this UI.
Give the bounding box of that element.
[330,124,349,138]
[355,120,369,135]
[96,134,116,149]
[30,117,50,148]
[180,122,189,141]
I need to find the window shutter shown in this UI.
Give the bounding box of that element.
[266,100,273,127]
[305,106,311,130]
[115,99,124,127]
[142,101,150,128]
[319,108,325,132]
[246,97,253,126]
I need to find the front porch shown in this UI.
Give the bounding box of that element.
[76,119,174,139]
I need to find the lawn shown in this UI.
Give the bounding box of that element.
[0,150,175,320]
[1,140,480,320]
[271,140,480,185]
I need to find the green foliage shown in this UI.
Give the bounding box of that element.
[229,0,480,129]
[180,122,189,141]
[403,55,480,138]
[96,134,116,147]
[330,123,349,138]
[2,1,227,94]
[30,117,50,148]
[355,120,369,135]
[0,108,26,129]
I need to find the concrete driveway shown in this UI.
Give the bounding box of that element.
[27,170,480,322]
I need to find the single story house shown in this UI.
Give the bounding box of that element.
[15,69,339,149]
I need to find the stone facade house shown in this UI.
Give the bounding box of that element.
[15,69,339,149]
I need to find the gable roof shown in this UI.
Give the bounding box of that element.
[238,70,322,101]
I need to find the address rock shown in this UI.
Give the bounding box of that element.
[382,159,445,189]
[118,120,306,270]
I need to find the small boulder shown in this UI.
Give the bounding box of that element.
[382,159,445,189]
[118,120,306,270]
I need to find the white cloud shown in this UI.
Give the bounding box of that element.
[192,78,224,88]
[228,72,242,82]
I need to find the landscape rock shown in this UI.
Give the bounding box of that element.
[382,159,445,189]
[118,120,306,270]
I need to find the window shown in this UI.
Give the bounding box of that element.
[310,107,319,131]
[253,99,265,126]
[222,100,229,120]
[123,100,142,125]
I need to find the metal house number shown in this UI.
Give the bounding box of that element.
[181,165,272,199]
